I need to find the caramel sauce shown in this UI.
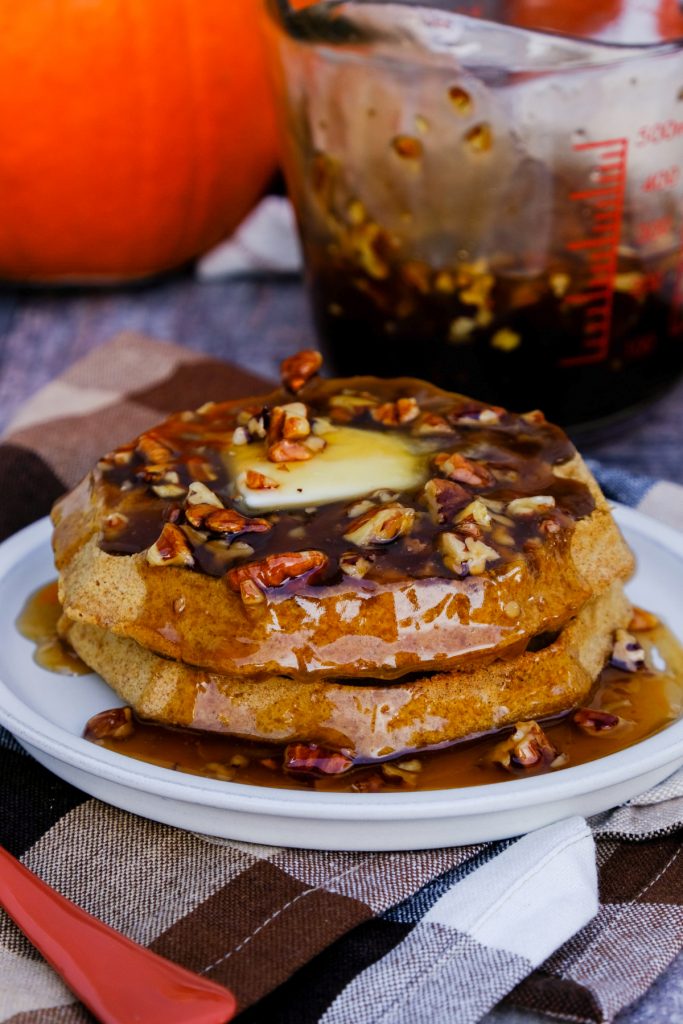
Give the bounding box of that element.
[17,582,90,676]
[87,623,683,793]
[96,375,594,590]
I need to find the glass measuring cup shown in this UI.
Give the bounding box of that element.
[263,0,683,430]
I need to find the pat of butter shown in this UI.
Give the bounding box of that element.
[228,426,428,511]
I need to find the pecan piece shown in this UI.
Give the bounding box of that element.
[136,433,173,466]
[344,503,416,547]
[226,549,328,603]
[268,439,313,463]
[455,499,492,529]
[610,629,646,672]
[186,481,224,508]
[434,451,494,488]
[281,349,323,393]
[573,708,622,735]
[284,743,354,776]
[423,478,470,524]
[411,412,455,437]
[185,502,223,529]
[328,391,378,423]
[371,397,420,427]
[453,405,505,426]
[339,551,374,578]
[146,523,195,568]
[244,469,280,490]
[205,508,272,535]
[488,721,558,772]
[439,532,498,576]
[85,706,135,742]
[507,495,556,516]
[281,402,311,440]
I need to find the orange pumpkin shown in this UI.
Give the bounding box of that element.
[510,0,624,37]
[0,1,278,282]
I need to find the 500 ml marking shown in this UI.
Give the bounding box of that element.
[560,137,628,368]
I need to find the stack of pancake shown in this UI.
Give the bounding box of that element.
[52,351,636,772]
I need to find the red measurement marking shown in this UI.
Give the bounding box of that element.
[642,166,680,192]
[636,120,683,147]
[560,138,628,367]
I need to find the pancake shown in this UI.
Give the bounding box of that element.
[63,581,632,761]
[52,364,634,681]
[52,351,637,767]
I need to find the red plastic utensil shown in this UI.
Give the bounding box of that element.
[0,845,237,1024]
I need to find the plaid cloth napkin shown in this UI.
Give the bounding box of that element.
[0,333,682,1024]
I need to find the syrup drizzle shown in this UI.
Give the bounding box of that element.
[19,581,683,792]
[17,581,90,676]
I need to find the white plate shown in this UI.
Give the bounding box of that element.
[0,510,681,851]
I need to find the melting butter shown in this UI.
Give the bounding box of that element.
[228,426,430,511]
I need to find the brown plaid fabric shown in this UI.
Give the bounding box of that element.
[0,333,681,1024]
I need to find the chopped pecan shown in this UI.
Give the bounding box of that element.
[339,551,374,578]
[344,503,416,547]
[412,412,455,437]
[284,743,354,776]
[328,391,378,423]
[539,515,562,536]
[85,706,135,742]
[185,502,223,528]
[281,402,311,440]
[303,435,326,453]
[573,708,622,735]
[453,405,504,426]
[244,470,280,490]
[521,409,547,425]
[371,397,420,427]
[136,433,173,466]
[187,481,224,508]
[507,495,556,516]
[346,498,376,518]
[455,499,492,529]
[226,549,328,602]
[185,456,217,482]
[281,349,323,393]
[205,509,272,535]
[98,443,136,470]
[311,416,334,436]
[267,439,313,463]
[488,721,558,771]
[231,426,250,446]
[187,503,271,535]
[423,478,470,524]
[146,523,195,568]
[242,409,269,440]
[439,532,498,576]
[610,629,646,672]
[629,606,659,632]
[433,451,494,488]
[152,484,187,499]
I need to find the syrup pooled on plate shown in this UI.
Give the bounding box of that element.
[21,573,683,791]
[80,617,683,793]
[17,581,90,676]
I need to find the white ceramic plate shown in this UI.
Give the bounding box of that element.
[0,510,681,851]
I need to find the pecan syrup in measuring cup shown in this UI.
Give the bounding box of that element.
[264,0,683,431]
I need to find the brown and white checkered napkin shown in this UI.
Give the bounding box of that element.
[0,333,681,1024]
